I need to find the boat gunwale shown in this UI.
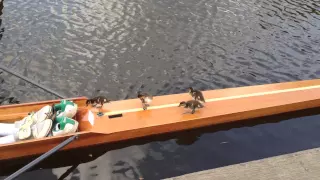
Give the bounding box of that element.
[0,96,88,109]
[1,79,320,160]
[3,81,319,147]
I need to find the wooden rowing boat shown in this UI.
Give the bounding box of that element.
[1,79,320,161]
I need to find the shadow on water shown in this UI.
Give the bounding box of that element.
[1,107,320,179]
[0,0,4,41]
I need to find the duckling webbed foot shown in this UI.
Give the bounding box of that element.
[95,105,104,116]
[143,104,150,110]
[97,112,104,117]
[138,92,153,110]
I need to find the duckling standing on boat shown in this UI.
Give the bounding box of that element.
[188,87,205,103]
[86,96,111,110]
[86,96,111,116]
[178,100,204,114]
[137,92,153,110]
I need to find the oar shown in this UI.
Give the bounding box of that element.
[0,64,78,179]
[0,64,66,99]
[4,135,79,180]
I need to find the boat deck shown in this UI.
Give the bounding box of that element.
[1,79,320,161]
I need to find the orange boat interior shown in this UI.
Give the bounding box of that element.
[0,97,89,133]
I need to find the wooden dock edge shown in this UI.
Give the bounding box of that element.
[164,147,320,180]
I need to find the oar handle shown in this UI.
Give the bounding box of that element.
[5,135,79,180]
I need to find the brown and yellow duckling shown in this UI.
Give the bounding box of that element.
[86,96,111,108]
[178,100,204,114]
[86,96,111,116]
[137,91,153,110]
[188,87,205,103]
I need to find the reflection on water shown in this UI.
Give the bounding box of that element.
[0,0,320,179]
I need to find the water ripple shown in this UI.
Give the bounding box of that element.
[1,0,320,179]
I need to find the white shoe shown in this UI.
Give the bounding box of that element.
[52,117,79,137]
[31,119,53,139]
[14,105,54,141]
[14,105,53,128]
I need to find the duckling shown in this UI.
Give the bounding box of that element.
[178,100,204,114]
[86,96,111,108]
[188,87,205,103]
[137,91,153,110]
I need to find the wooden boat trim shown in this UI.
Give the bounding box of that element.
[1,79,320,161]
[103,84,320,116]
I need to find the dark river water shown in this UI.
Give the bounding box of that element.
[1,0,320,179]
